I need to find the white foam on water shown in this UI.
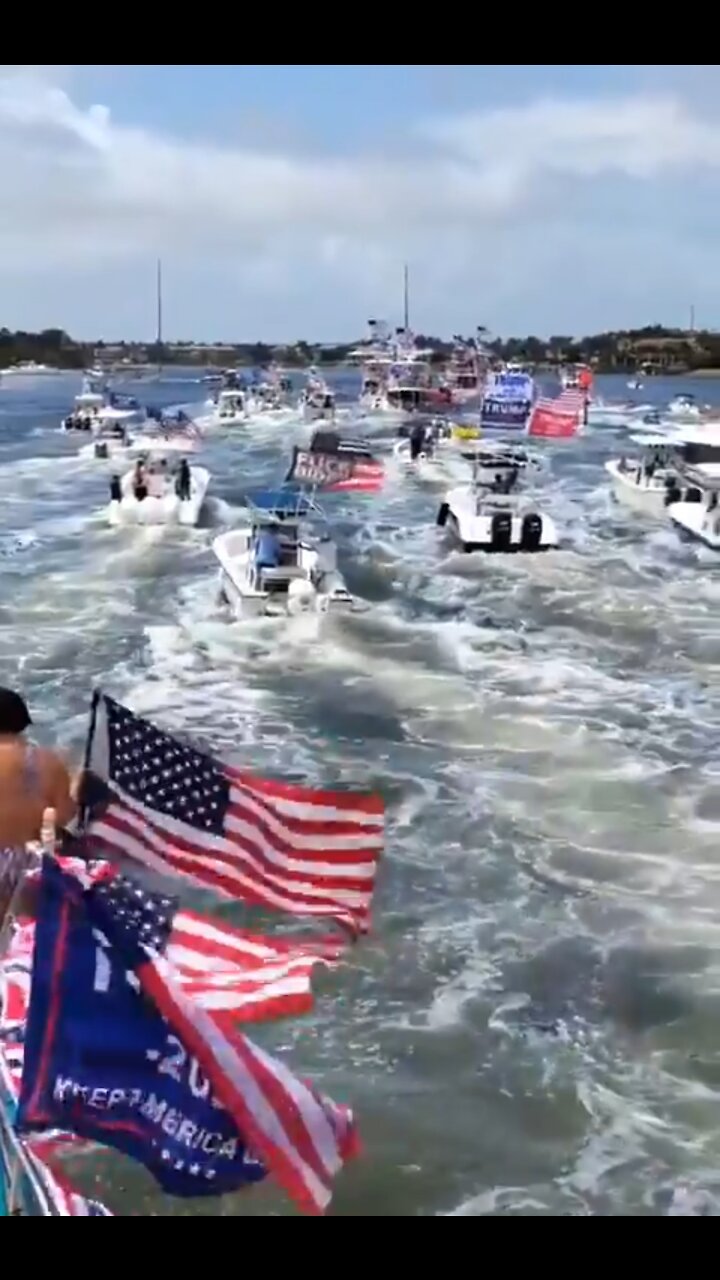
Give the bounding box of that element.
[3,374,720,1217]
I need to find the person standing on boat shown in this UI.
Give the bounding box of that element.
[176,458,192,502]
[254,524,283,573]
[0,691,76,849]
[0,690,77,925]
[410,420,427,462]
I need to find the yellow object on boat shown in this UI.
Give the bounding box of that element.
[452,425,481,441]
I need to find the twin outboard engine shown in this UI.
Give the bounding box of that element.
[520,514,543,551]
[490,513,513,552]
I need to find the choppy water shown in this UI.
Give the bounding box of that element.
[1,370,719,1217]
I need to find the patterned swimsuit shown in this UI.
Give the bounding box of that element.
[0,747,40,932]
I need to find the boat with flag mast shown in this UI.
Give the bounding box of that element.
[213,429,384,618]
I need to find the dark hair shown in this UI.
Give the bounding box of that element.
[0,688,33,735]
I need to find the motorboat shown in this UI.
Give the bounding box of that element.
[394,420,454,481]
[443,337,488,405]
[606,427,720,517]
[79,423,134,462]
[197,388,249,431]
[62,380,147,434]
[244,369,293,417]
[81,418,200,462]
[437,485,559,554]
[299,371,337,424]
[587,399,647,428]
[668,393,705,420]
[3,361,58,377]
[669,465,720,550]
[108,456,210,527]
[213,489,356,618]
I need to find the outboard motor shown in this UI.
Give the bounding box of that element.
[521,514,543,551]
[664,481,682,507]
[95,442,109,460]
[491,513,513,552]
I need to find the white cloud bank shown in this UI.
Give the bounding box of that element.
[1,65,720,335]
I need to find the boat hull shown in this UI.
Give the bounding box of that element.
[445,513,556,553]
[214,529,355,619]
[109,468,210,528]
[606,461,673,516]
[670,502,720,550]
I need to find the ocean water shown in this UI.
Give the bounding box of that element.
[1,370,719,1218]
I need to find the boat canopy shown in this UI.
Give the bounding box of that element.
[246,488,314,519]
[629,434,677,448]
[684,463,720,489]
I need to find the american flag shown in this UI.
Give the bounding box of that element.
[529,388,586,439]
[27,1143,114,1218]
[534,389,587,415]
[91,874,359,1215]
[328,459,384,494]
[0,922,112,1218]
[90,869,343,1027]
[83,694,384,935]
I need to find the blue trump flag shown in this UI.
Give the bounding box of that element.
[17,860,267,1199]
[480,397,532,433]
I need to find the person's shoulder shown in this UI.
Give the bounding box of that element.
[34,744,71,782]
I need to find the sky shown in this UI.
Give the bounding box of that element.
[1,64,720,343]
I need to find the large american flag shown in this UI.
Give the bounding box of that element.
[529,388,586,440]
[534,389,587,415]
[83,694,384,935]
[91,873,359,1215]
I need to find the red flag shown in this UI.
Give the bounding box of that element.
[530,390,584,439]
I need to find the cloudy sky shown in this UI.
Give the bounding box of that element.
[1,64,718,342]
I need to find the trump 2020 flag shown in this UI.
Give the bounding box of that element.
[17,860,268,1200]
[81,693,384,935]
[19,859,360,1215]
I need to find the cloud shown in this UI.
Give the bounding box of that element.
[1,66,720,335]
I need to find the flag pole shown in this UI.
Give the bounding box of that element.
[79,690,101,833]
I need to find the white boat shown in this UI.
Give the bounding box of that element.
[108,458,210,527]
[3,361,58,378]
[668,394,705,420]
[81,421,200,462]
[213,490,356,618]
[437,485,558,554]
[670,466,720,550]
[444,335,488,405]
[197,388,249,431]
[606,427,720,517]
[394,423,454,482]
[299,372,337,424]
[62,380,147,434]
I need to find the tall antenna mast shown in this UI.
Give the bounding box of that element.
[156,258,164,378]
[404,263,410,333]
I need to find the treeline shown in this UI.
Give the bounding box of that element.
[3,326,720,375]
[0,328,89,370]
